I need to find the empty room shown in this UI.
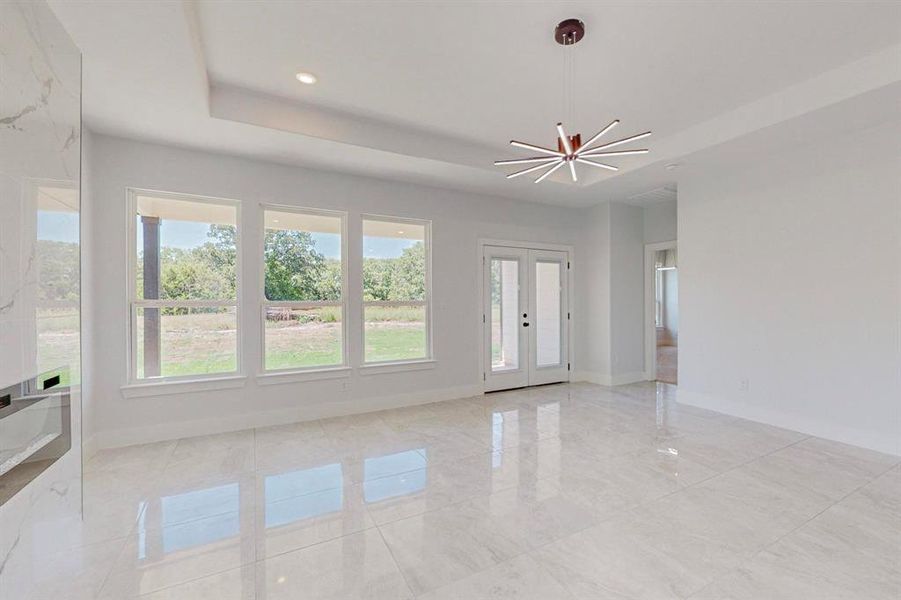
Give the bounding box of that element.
[1,1,899,599]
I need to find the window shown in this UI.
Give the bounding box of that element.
[262,207,346,371]
[33,183,81,386]
[362,216,431,363]
[128,190,240,382]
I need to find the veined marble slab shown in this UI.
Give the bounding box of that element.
[0,1,82,598]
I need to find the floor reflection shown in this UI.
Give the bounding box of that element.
[363,449,427,503]
[136,482,242,559]
[264,464,343,527]
[265,462,342,505]
[364,448,426,481]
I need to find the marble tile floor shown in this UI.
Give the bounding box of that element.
[20,382,900,600]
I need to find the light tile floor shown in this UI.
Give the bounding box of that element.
[28,383,901,599]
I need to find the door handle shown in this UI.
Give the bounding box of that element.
[523,322,530,327]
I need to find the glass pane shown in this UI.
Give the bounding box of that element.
[36,307,80,386]
[364,305,426,362]
[264,306,343,370]
[490,258,520,372]
[135,194,237,301]
[136,306,237,379]
[264,210,342,302]
[362,219,426,302]
[35,188,81,385]
[535,261,562,367]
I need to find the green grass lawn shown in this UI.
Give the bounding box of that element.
[37,308,80,385]
[131,307,426,377]
[38,307,429,381]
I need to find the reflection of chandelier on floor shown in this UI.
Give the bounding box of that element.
[495,19,651,184]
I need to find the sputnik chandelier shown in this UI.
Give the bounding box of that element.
[495,19,651,184]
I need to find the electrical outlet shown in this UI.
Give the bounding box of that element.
[738,378,749,392]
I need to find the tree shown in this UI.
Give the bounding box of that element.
[37,240,79,302]
[264,229,332,301]
[392,242,425,300]
[196,224,237,298]
[362,242,425,301]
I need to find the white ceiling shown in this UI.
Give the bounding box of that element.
[49,1,901,206]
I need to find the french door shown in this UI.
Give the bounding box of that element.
[483,245,570,392]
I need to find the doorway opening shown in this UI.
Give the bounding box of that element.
[645,242,677,384]
[481,243,571,392]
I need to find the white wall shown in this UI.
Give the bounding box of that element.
[678,122,901,456]
[643,198,677,243]
[609,202,647,382]
[573,203,611,384]
[85,135,594,447]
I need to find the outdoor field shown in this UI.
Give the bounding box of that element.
[133,305,426,378]
[36,308,81,385]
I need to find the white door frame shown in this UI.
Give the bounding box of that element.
[644,240,677,381]
[478,239,575,393]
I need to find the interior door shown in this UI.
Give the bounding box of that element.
[483,247,529,391]
[483,246,569,392]
[528,249,569,385]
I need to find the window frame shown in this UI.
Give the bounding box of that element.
[259,204,349,374]
[125,188,243,385]
[360,214,433,366]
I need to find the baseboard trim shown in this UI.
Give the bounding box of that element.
[93,383,484,450]
[610,371,648,386]
[572,371,650,387]
[572,371,611,386]
[678,389,901,457]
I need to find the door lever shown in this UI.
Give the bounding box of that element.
[523,322,530,327]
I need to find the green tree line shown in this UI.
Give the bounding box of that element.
[136,225,425,304]
[37,240,80,302]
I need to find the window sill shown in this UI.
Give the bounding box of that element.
[121,375,247,399]
[256,367,352,386]
[359,359,436,376]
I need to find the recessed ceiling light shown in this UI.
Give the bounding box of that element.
[397,230,405,234]
[295,72,317,85]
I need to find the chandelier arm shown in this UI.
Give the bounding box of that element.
[568,160,578,182]
[556,123,574,156]
[577,120,619,153]
[535,160,566,183]
[510,140,565,157]
[579,149,649,158]
[495,156,561,166]
[507,159,563,179]
[575,158,619,171]
[586,131,652,153]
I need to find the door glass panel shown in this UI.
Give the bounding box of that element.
[490,258,520,371]
[535,261,562,367]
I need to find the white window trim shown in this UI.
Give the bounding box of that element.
[124,188,243,386]
[256,367,352,386]
[360,214,433,366]
[259,204,349,375]
[121,375,247,399]
[359,359,436,376]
